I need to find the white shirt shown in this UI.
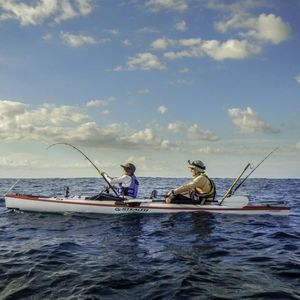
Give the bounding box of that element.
[103,173,132,187]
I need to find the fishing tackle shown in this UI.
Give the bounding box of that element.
[47,142,119,197]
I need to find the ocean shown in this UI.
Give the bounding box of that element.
[0,178,299,299]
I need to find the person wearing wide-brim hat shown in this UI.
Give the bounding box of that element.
[101,163,139,198]
[165,160,216,204]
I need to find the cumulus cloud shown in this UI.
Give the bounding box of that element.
[112,52,167,71]
[0,100,176,151]
[61,31,110,47]
[145,0,188,12]
[295,75,300,84]
[86,97,115,108]
[187,124,219,141]
[167,121,185,133]
[0,100,88,129]
[0,0,94,26]
[157,105,168,114]
[228,107,279,134]
[151,38,174,50]
[164,38,261,60]
[175,20,187,32]
[216,13,291,44]
[128,128,174,150]
[192,146,221,154]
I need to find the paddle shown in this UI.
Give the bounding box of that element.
[47,142,120,198]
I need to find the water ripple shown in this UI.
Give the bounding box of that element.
[0,178,299,299]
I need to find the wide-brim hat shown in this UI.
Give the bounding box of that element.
[188,160,206,170]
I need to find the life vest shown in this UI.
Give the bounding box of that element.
[119,175,139,198]
[192,174,216,202]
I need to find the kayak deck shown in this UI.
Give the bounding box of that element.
[4,194,290,216]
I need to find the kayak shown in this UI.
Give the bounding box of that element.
[4,194,290,215]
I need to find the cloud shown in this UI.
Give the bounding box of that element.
[113,52,167,71]
[86,98,114,116]
[101,109,110,115]
[86,97,115,108]
[145,0,188,12]
[137,27,160,34]
[128,128,175,150]
[0,100,89,130]
[157,105,168,114]
[295,75,300,84]
[216,13,291,44]
[42,33,53,42]
[0,100,177,151]
[103,29,119,36]
[151,38,174,50]
[228,107,279,134]
[206,0,270,14]
[61,31,110,47]
[0,0,94,26]
[175,20,187,32]
[296,142,300,150]
[192,146,221,154]
[123,39,132,46]
[167,121,185,133]
[187,124,219,141]
[164,38,261,60]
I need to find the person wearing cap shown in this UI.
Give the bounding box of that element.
[101,163,139,198]
[165,160,216,204]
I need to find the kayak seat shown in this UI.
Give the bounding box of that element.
[150,190,158,199]
[86,193,123,201]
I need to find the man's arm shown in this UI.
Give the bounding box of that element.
[103,174,131,186]
[174,176,206,195]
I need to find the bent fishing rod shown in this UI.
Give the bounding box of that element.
[220,147,279,204]
[47,142,119,197]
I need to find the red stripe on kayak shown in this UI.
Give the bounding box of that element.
[5,194,290,211]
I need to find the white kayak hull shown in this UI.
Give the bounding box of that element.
[5,194,290,216]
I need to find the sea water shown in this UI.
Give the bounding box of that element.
[0,178,299,299]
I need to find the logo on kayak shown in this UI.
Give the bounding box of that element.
[115,207,149,212]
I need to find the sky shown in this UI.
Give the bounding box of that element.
[0,0,300,179]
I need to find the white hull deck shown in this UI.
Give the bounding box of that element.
[5,194,290,216]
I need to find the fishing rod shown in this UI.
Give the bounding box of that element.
[47,142,119,197]
[231,147,279,194]
[4,179,21,196]
[219,163,251,205]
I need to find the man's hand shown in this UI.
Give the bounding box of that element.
[100,171,106,176]
[165,190,175,204]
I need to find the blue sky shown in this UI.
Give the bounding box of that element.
[0,0,300,178]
